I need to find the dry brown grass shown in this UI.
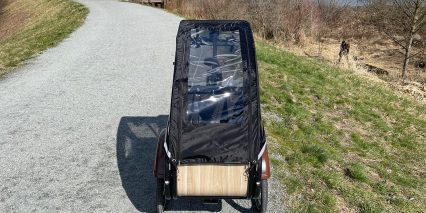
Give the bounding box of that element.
[0,0,9,10]
[277,37,426,102]
[0,0,45,41]
[0,0,88,74]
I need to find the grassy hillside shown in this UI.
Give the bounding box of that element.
[257,42,426,212]
[0,0,88,76]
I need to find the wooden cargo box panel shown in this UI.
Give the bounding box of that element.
[176,164,248,197]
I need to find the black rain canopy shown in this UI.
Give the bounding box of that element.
[166,20,265,164]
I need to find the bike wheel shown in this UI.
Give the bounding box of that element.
[156,178,166,213]
[251,180,268,213]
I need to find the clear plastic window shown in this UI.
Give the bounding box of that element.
[186,29,244,124]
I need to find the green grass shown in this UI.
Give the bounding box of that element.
[257,42,426,212]
[0,0,88,76]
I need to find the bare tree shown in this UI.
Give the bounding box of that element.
[369,0,426,79]
[315,0,352,55]
[317,0,349,24]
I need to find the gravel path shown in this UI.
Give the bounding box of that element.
[0,0,285,212]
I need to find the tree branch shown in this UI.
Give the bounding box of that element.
[393,0,414,18]
[381,29,408,49]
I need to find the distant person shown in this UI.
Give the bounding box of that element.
[338,40,350,63]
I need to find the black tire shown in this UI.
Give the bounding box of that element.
[252,180,268,213]
[156,178,166,213]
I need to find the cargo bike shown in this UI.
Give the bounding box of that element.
[153,20,271,212]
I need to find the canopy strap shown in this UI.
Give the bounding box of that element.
[257,140,267,160]
[163,140,172,159]
[163,123,177,165]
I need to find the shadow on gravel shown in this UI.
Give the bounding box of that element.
[224,200,254,212]
[116,116,224,212]
[117,116,168,212]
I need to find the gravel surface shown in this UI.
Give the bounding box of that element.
[0,0,286,212]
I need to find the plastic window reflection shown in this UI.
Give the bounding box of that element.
[186,29,244,124]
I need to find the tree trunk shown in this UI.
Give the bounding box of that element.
[402,0,420,80]
[402,35,413,80]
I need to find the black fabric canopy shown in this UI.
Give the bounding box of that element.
[167,20,265,164]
